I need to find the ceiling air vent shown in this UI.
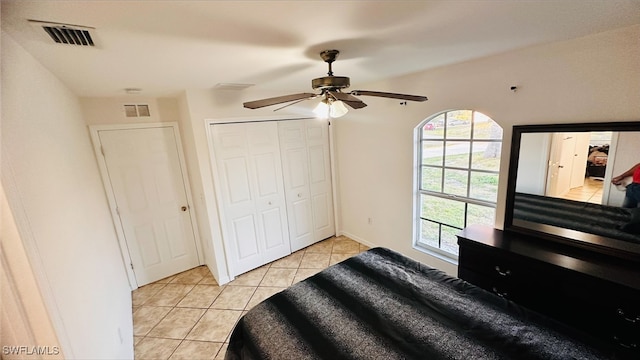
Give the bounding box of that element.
[28,20,95,47]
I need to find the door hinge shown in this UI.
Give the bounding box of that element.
[100,146,105,156]
[130,262,134,270]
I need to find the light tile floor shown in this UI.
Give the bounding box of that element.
[561,177,603,204]
[132,235,369,359]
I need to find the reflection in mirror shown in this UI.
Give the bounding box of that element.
[506,124,640,254]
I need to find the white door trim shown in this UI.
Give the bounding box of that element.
[89,122,203,289]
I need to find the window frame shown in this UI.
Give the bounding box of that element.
[413,110,502,263]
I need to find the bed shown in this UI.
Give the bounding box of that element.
[226,247,615,359]
[586,145,609,179]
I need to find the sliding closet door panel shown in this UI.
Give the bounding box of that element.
[311,193,331,229]
[279,119,335,251]
[284,147,313,245]
[308,145,327,183]
[261,207,287,250]
[233,215,259,260]
[306,120,335,241]
[254,154,280,196]
[285,150,308,188]
[279,120,314,251]
[292,198,313,236]
[248,123,290,263]
[212,122,290,276]
[223,158,252,204]
[213,124,261,274]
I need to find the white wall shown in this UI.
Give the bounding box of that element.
[333,24,640,275]
[175,92,228,282]
[1,32,133,359]
[515,133,550,195]
[607,132,640,206]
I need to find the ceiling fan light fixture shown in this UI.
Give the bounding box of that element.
[330,100,348,118]
[313,99,348,118]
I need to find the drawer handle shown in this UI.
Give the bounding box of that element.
[494,266,511,277]
[613,335,638,349]
[617,308,640,324]
[492,286,508,298]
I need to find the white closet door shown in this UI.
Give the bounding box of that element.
[279,120,335,251]
[279,121,314,251]
[212,122,290,275]
[305,120,335,241]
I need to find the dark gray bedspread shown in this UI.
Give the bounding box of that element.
[226,247,612,359]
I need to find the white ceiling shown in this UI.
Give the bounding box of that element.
[3,1,640,98]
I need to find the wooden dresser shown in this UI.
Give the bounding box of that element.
[457,224,640,357]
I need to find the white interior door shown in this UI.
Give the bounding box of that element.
[211,122,290,276]
[306,120,335,241]
[546,133,575,197]
[279,120,335,251]
[570,133,591,188]
[279,121,314,250]
[98,126,199,286]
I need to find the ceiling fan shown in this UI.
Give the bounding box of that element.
[243,50,428,118]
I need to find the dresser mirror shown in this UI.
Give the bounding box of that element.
[504,122,640,259]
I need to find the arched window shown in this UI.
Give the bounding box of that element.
[414,110,503,260]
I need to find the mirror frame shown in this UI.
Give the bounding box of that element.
[504,121,640,261]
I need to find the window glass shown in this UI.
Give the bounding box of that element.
[422,141,444,166]
[444,141,471,168]
[442,169,468,197]
[470,142,502,171]
[469,172,499,202]
[422,114,445,139]
[421,167,442,192]
[420,194,465,229]
[415,110,502,260]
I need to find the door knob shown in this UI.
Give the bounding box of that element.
[181,206,188,211]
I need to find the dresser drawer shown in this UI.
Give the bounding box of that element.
[457,243,550,289]
[458,244,518,278]
[458,267,513,299]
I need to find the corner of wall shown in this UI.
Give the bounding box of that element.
[177,92,230,284]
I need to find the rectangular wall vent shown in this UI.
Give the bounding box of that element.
[124,105,151,118]
[43,26,94,46]
[28,20,96,47]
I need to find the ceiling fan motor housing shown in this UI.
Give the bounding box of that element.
[312,76,350,90]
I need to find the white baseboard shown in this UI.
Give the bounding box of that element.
[338,231,376,249]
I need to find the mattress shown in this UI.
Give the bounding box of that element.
[226,247,612,359]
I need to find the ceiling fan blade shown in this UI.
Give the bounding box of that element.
[272,97,317,112]
[243,92,317,109]
[327,91,367,109]
[350,90,428,102]
[342,100,368,109]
